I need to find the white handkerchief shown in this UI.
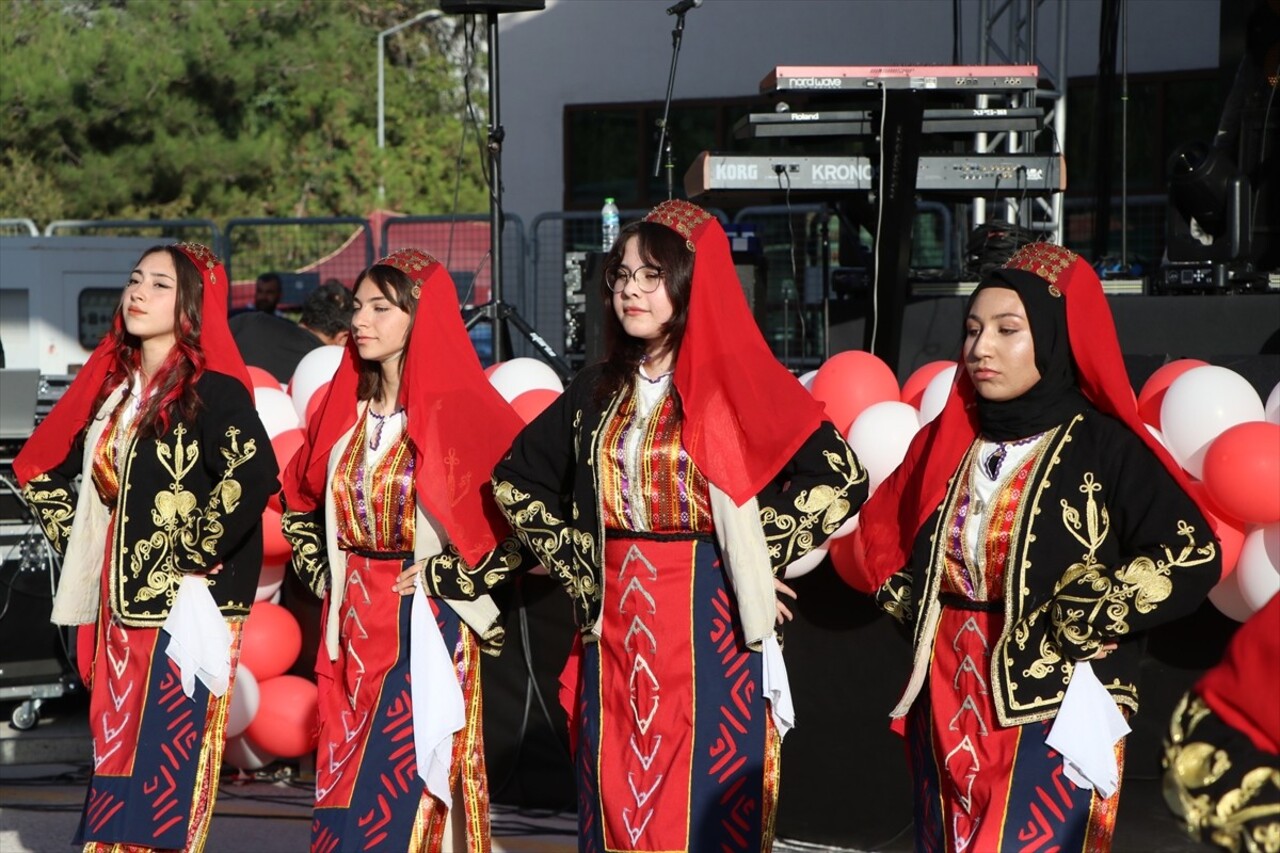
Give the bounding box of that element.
[410,585,466,809]
[1045,660,1130,798]
[163,575,233,699]
[761,634,795,740]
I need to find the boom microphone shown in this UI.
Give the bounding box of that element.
[666,0,702,15]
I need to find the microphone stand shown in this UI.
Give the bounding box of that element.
[653,7,691,201]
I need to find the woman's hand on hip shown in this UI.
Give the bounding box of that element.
[775,578,797,625]
[394,564,422,596]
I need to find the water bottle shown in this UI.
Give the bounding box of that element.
[601,198,620,251]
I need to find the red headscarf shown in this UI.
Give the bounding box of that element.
[14,242,250,486]
[838,242,1213,593]
[280,249,524,566]
[648,200,827,505]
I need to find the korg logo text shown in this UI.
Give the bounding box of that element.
[714,162,759,181]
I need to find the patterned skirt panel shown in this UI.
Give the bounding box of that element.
[311,554,488,853]
[908,606,1122,853]
[79,524,241,853]
[575,534,779,853]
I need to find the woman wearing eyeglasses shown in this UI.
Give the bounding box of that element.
[422,200,868,853]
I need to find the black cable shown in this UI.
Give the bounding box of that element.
[774,166,808,364]
[487,577,573,804]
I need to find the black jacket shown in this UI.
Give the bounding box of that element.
[421,364,869,636]
[23,371,279,626]
[876,411,1220,725]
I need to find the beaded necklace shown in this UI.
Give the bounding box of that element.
[367,406,404,451]
[980,434,1041,480]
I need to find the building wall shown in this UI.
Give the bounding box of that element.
[497,0,1219,221]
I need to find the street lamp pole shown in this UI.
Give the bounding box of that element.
[377,9,444,200]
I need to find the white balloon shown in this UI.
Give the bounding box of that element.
[1266,381,1280,426]
[1235,523,1280,614]
[222,733,277,772]
[254,386,301,438]
[255,559,286,603]
[918,365,958,426]
[290,345,345,422]
[488,358,564,403]
[798,369,819,392]
[1159,366,1264,479]
[828,513,859,541]
[847,401,923,493]
[269,588,282,605]
[1144,424,1168,450]
[225,667,260,740]
[1207,570,1254,622]
[784,545,828,579]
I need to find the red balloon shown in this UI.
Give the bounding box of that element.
[900,360,954,409]
[246,366,280,390]
[270,429,305,471]
[1202,421,1280,525]
[245,675,318,758]
[239,601,302,680]
[511,388,560,424]
[1137,359,1208,428]
[1188,482,1246,579]
[261,507,292,562]
[810,350,900,434]
[304,380,330,428]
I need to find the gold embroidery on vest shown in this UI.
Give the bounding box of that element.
[22,474,74,554]
[179,425,258,567]
[1053,471,1215,644]
[760,438,865,567]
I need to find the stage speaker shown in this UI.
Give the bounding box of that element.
[439,0,545,13]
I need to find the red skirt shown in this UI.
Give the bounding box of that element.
[907,604,1122,853]
[572,534,780,853]
[311,553,489,853]
[78,529,242,853]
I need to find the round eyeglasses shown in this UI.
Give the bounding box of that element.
[605,265,665,293]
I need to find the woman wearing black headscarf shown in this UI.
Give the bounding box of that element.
[840,243,1222,851]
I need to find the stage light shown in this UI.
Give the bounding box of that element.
[1168,142,1239,239]
[1164,141,1252,265]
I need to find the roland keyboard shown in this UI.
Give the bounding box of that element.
[733,107,1045,139]
[684,152,1066,196]
[761,64,1039,94]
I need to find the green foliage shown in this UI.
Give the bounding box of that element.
[0,0,491,227]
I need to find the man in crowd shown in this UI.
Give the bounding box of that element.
[230,279,354,382]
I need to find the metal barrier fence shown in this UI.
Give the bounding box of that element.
[223,217,376,310]
[380,213,526,312]
[43,218,220,247]
[10,199,1153,370]
[0,219,39,237]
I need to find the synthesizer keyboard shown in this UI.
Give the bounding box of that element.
[684,152,1066,196]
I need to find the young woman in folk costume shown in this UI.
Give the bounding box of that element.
[1164,594,1279,851]
[421,200,869,853]
[842,242,1222,852]
[279,249,532,853]
[16,242,279,852]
